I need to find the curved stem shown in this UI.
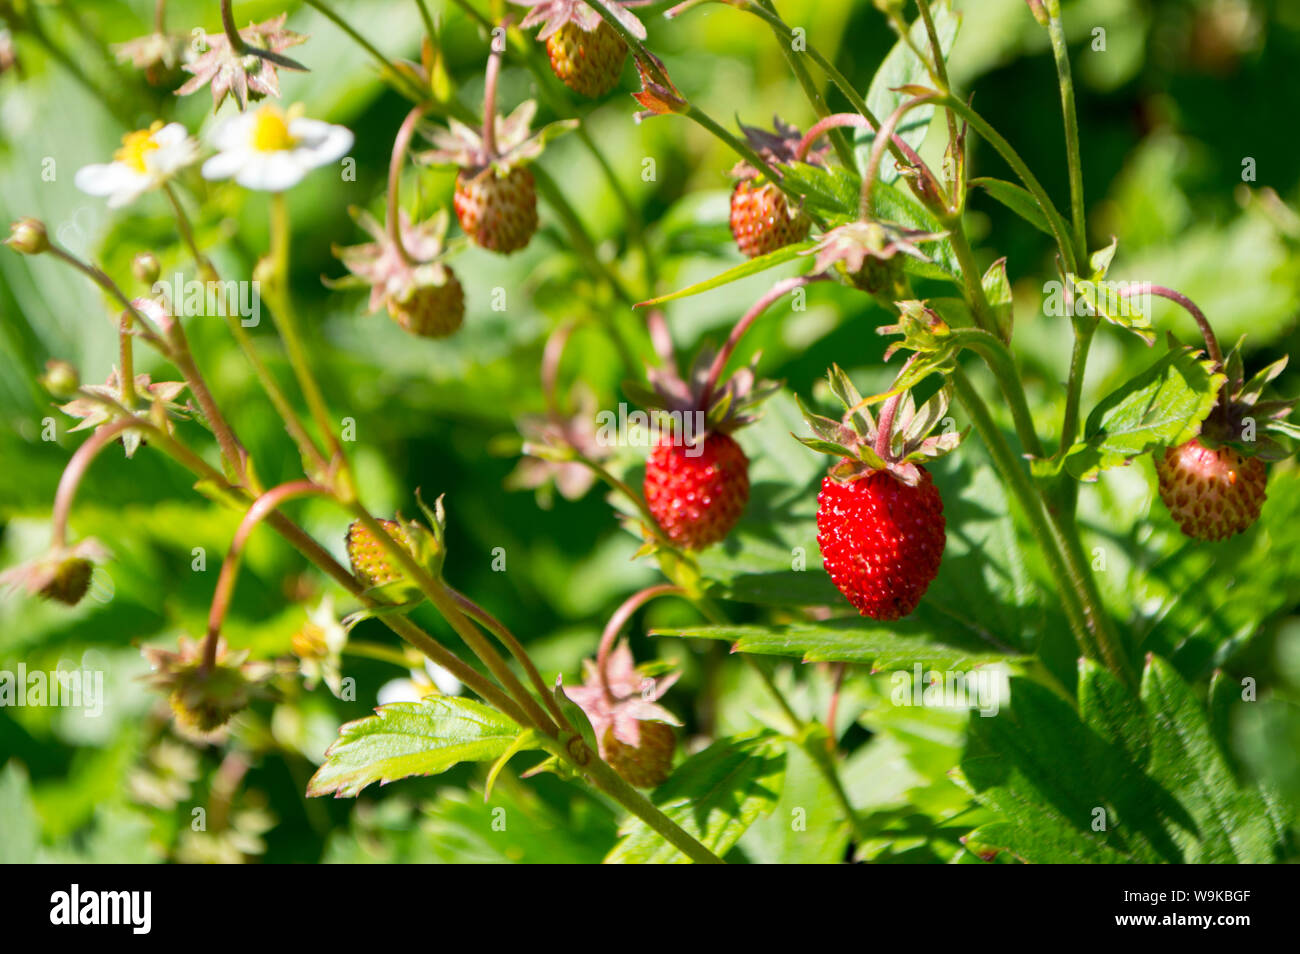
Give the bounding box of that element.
[597,584,685,698]
[701,275,825,410]
[204,481,326,670]
[447,587,570,729]
[154,0,167,34]
[51,417,138,549]
[541,319,578,421]
[862,95,939,219]
[1120,284,1222,368]
[754,0,855,171]
[481,38,502,159]
[388,105,426,267]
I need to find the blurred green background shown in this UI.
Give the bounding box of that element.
[1,0,1298,862]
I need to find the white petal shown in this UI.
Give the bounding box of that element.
[289,119,354,168]
[235,153,307,191]
[423,660,462,696]
[377,678,422,706]
[75,162,145,197]
[148,138,200,177]
[207,113,255,151]
[152,123,190,148]
[201,149,247,181]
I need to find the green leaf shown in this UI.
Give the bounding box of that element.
[857,2,960,183]
[781,162,860,223]
[655,617,1021,670]
[970,177,1054,237]
[307,697,527,798]
[872,180,961,282]
[1064,344,1226,480]
[740,740,850,864]
[957,658,1285,863]
[605,732,786,864]
[636,240,815,307]
[980,257,1013,339]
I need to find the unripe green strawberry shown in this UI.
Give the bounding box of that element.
[1155,439,1267,541]
[602,722,675,789]
[817,467,946,620]
[388,272,465,339]
[644,432,750,550]
[546,20,627,98]
[346,519,416,588]
[730,179,811,259]
[454,166,538,255]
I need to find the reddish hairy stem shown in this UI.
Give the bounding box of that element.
[700,275,825,411]
[1118,283,1223,369]
[388,105,426,267]
[481,34,504,159]
[861,94,940,219]
[597,584,685,700]
[51,416,138,549]
[203,480,327,671]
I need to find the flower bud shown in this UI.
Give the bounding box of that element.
[132,251,161,286]
[39,360,80,399]
[5,218,50,255]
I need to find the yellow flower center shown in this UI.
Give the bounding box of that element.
[114,121,165,173]
[250,105,299,153]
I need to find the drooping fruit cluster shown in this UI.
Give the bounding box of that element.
[564,640,680,788]
[419,101,574,255]
[728,118,820,259]
[633,347,778,551]
[331,208,464,339]
[513,0,647,98]
[0,539,110,607]
[1151,343,1294,541]
[797,366,961,620]
[645,431,750,550]
[142,636,273,733]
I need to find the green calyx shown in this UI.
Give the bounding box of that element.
[796,364,964,484]
[1200,336,1299,461]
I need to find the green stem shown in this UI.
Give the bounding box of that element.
[1045,1,1087,263]
[342,640,417,669]
[755,0,856,171]
[951,367,1095,659]
[266,193,347,475]
[163,184,330,477]
[1057,317,1096,458]
[947,329,1044,459]
[940,96,1077,275]
[302,0,426,101]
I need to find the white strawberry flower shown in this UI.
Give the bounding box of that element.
[74,121,199,208]
[377,659,463,706]
[201,103,353,192]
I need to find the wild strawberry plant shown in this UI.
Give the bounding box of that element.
[1,0,1298,864]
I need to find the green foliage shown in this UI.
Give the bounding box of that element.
[958,658,1289,863]
[605,732,786,864]
[1064,343,1226,480]
[308,698,529,798]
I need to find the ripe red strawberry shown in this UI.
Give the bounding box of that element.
[514,0,646,98]
[728,118,820,259]
[817,468,946,620]
[1155,439,1267,541]
[453,166,538,254]
[602,722,675,789]
[797,366,962,620]
[644,432,750,550]
[547,20,627,98]
[346,519,415,588]
[730,179,811,259]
